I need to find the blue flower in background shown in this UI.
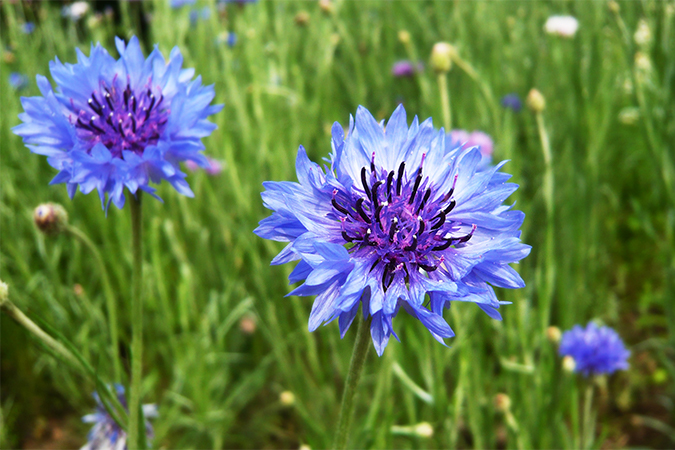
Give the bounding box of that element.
[9,72,29,91]
[391,60,423,78]
[170,0,196,8]
[227,32,237,48]
[255,105,530,355]
[12,36,223,210]
[21,22,35,34]
[500,93,522,112]
[82,385,157,450]
[189,7,211,25]
[559,322,630,376]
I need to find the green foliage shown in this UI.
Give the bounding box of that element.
[1,0,674,448]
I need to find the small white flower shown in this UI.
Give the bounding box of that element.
[63,1,90,20]
[544,15,579,38]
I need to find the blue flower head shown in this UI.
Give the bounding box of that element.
[9,72,29,91]
[12,36,223,210]
[255,105,530,355]
[82,384,157,450]
[559,322,630,376]
[500,93,522,112]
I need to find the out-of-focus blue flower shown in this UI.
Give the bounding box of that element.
[254,105,530,355]
[81,384,157,450]
[12,36,223,211]
[170,0,196,8]
[391,60,423,78]
[559,322,630,376]
[21,22,35,34]
[9,72,29,91]
[215,32,237,47]
[500,93,522,112]
[189,6,211,25]
[447,129,494,170]
[218,0,258,5]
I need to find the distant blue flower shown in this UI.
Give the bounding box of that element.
[82,384,157,450]
[12,36,223,210]
[391,60,423,78]
[255,105,530,355]
[21,22,35,34]
[170,0,196,8]
[447,129,494,170]
[227,32,237,47]
[9,72,29,91]
[501,93,522,112]
[559,322,630,376]
[189,6,210,25]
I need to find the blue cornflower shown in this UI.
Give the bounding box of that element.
[82,385,157,450]
[9,72,29,91]
[255,105,530,355]
[559,322,630,376]
[12,36,223,210]
[21,22,35,34]
[170,0,196,8]
[500,93,522,112]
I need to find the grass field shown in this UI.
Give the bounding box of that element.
[1,0,674,448]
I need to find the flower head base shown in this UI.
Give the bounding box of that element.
[82,385,157,450]
[12,36,223,210]
[255,105,530,355]
[559,322,630,376]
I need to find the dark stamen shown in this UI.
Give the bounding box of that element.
[371,181,383,208]
[386,171,394,195]
[431,212,446,230]
[375,204,384,229]
[106,113,114,127]
[356,198,370,222]
[131,96,137,113]
[432,239,454,251]
[342,231,354,242]
[443,200,456,215]
[402,263,410,283]
[417,217,425,235]
[382,262,395,290]
[332,198,350,216]
[361,167,372,200]
[404,234,418,251]
[456,225,477,244]
[105,93,114,111]
[370,153,376,173]
[416,188,431,214]
[388,217,398,242]
[76,118,93,130]
[118,119,125,137]
[88,98,103,115]
[123,88,130,110]
[396,162,405,196]
[89,120,104,134]
[409,170,423,204]
[130,115,137,133]
[418,263,437,272]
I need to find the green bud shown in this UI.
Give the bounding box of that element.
[430,42,456,74]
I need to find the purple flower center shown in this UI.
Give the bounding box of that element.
[72,79,168,158]
[332,154,475,290]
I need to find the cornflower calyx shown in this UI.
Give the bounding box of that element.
[74,82,167,158]
[333,157,475,291]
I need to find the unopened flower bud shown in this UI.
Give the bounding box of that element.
[294,11,310,26]
[318,0,333,15]
[430,42,455,74]
[0,280,8,303]
[398,30,411,45]
[546,326,561,344]
[34,203,68,235]
[298,445,311,450]
[607,1,620,13]
[3,51,15,64]
[634,52,652,72]
[280,391,295,406]
[414,422,434,438]
[526,88,546,113]
[73,284,84,297]
[562,355,576,373]
[634,19,651,47]
[494,393,511,412]
[239,315,257,335]
[618,107,640,125]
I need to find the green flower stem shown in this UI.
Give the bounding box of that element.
[535,111,555,331]
[581,382,595,449]
[333,313,371,450]
[437,73,452,131]
[128,193,144,450]
[0,294,80,368]
[66,225,122,383]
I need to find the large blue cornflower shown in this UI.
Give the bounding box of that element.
[559,322,630,376]
[82,385,157,450]
[255,105,530,355]
[12,36,222,210]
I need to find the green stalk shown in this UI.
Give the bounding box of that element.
[333,314,371,450]
[128,193,144,450]
[581,382,595,449]
[535,111,555,331]
[66,225,122,383]
[437,73,452,131]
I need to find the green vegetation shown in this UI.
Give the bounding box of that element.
[1,0,674,448]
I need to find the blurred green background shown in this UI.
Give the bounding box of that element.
[1,0,674,448]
